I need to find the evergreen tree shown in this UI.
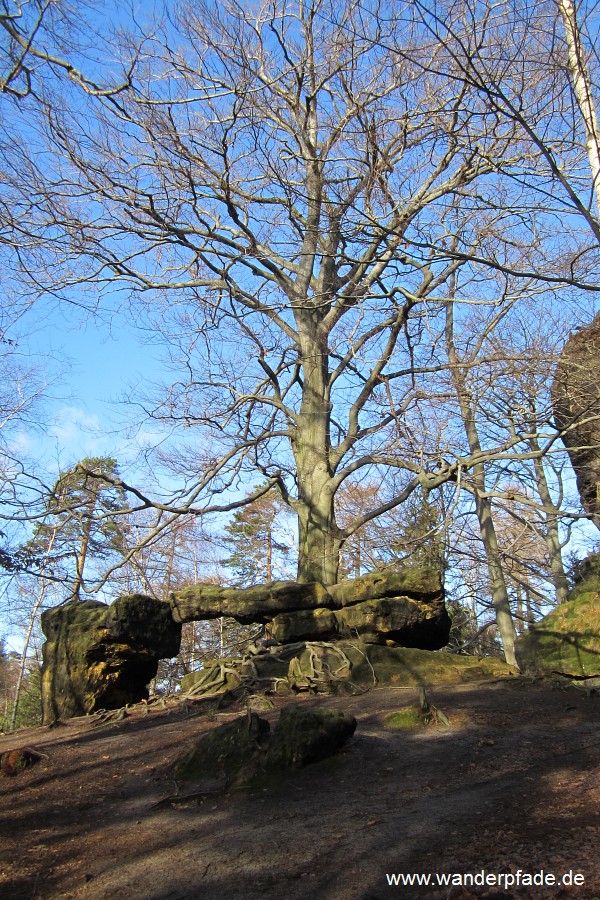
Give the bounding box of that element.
[25,457,127,600]
[222,488,290,586]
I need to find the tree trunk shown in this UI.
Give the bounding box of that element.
[10,576,51,731]
[445,301,519,668]
[530,448,570,604]
[558,0,600,219]
[293,321,341,584]
[71,511,92,601]
[473,487,519,668]
[266,527,273,582]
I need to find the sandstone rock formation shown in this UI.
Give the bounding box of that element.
[171,567,450,649]
[266,705,357,769]
[41,595,181,723]
[552,313,600,527]
[174,710,270,787]
[181,640,518,698]
[515,590,600,678]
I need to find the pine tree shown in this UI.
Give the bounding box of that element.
[222,488,290,586]
[25,457,127,600]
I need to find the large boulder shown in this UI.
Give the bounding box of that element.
[171,567,450,649]
[335,595,449,648]
[515,591,600,678]
[171,580,330,624]
[41,595,181,723]
[552,313,600,527]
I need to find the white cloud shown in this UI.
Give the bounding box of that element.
[48,405,107,458]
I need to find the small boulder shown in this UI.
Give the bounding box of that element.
[174,711,270,787]
[0,748,42,776]
[173,705,357,790]
[266,705,357,769]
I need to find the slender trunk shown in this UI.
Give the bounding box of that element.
[294,321,341,584]
[266,527,273,582]
[10,586,45,730]
[530,448,570,604]
[515,583,525,635]
[445,302,519,668]
[558,0,600,218]
[12,531,57,729]
[474,487,519,667]
[71,510,93,601]
[525,589,535,627]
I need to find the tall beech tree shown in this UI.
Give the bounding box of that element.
[1,0,596,589]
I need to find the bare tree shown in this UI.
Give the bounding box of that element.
[444,287,519,665]
[0,0,593,589]
[557,0,600,218]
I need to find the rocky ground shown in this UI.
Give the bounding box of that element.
[1,677,600,900]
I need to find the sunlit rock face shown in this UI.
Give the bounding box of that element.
[515,589,600,678]
[40,595,181,723]
[552,313,600,528]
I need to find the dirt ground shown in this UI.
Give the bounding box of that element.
[1,677,599,900]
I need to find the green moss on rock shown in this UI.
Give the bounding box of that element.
[174,712,270,785]
[41,596,181,723]
[385,707,423,730]
[341,643,516,688]
[266,706,357,769]
[515,592,600,677]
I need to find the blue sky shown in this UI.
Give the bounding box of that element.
[16,299,163,473]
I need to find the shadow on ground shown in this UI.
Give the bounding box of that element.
[1,680,599,899]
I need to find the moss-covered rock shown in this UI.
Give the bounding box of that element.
[170,581,331,624]
[569,553,600,599]
[328,568,443,607]
[552,312,600,529]
[174,711,270,786]
[339,643,516,688]
[384,707,424,730]
[266,705,356,769]
[180,641,516,700]
[173,706,356,788]
[171,567,449,649]
[270,608,338,643]
[336,596,450,649]
[515,592,600,677]
[41,596,181,723]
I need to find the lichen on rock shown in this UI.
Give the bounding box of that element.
[41,595,181,723]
